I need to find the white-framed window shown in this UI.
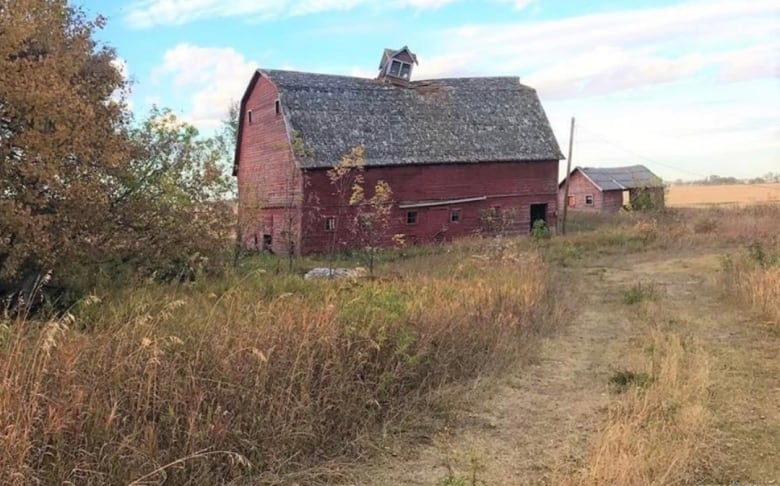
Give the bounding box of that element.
[406,211,418,225]
[324,216,336,232]
[450,209,461,223]
[585,194,594,205]
[274,99,281,115]
[389,60,412,79]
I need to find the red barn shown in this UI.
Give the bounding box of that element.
[559,165,665,213]
[234,46,563,254]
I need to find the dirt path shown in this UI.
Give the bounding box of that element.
[353,248,780,485]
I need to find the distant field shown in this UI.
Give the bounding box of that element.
[667,183,780,207]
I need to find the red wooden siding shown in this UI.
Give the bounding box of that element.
[236,76,303,254]
[300,160,559,254]
[559,170,623,213]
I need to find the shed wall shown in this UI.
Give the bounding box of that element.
[559,170,624,213]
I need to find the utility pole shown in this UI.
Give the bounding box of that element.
[560,116,575,235]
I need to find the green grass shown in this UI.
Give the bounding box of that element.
[623,282,658,305]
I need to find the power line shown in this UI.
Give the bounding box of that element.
[575,123,710,179]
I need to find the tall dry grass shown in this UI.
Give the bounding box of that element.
[0,246,553,484]
[721,237,780,326]
[568,324,710,485]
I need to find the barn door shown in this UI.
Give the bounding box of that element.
[529,203,547,232]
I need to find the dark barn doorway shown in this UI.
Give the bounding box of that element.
[529,203,548,232]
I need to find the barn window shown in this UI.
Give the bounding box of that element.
[389,60,412,79]
[324,216,336,232]
[567,195,575,207]
[247,110,253,124]
[275,99,281,115]
[406,211,418,225]
[450,209,461,223]
[585,195,594,205]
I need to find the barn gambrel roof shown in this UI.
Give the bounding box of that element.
[564,165,664,191]
[249,69,563,170]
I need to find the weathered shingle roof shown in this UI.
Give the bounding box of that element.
[260,69,563,169]
[573,165,664,191]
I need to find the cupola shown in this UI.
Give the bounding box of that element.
[377,46,418,84]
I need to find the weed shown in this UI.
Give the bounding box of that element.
[531,219,551,243]
[608,369,652,393]
[623,282,657,304]
[437,456,483,486]
[721,239,780,326]
[693,217,717,234]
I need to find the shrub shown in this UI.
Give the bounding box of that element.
[531,219,551,242]
[623,282,657,305]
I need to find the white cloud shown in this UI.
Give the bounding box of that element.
[500,0,535,10]
[418,0,778,85]
[153,44,257,130]
[125,0,461,28]
[543,78,780,181]
[141,0,780,178]
[401,0,780,180]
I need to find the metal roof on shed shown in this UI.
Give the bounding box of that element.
[568,165,664,191]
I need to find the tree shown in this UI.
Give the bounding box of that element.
[111,108,234,279]
[0,0,130,282]
[326,146,366,268]
[350,180,393,276]
[1,2,236,301]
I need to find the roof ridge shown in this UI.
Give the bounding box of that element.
[260,68,523,86]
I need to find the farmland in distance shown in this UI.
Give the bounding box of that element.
[667,183,780,207]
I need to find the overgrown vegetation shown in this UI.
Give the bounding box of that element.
[721,238,780,327]
[1,1,235,310]
[0,243,555,484]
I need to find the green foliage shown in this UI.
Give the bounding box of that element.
[747,240,779,268]
[629,186,664,211]
[609,369,653,393]
[531,219,551,242]
[623,282,657,305]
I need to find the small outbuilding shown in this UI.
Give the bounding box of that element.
[559,165,665,212]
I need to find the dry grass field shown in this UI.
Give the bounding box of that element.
[667,183,780,207]
[2,206,779,485]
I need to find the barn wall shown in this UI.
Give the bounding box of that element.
[300,160,559,254]
[236,75,303,254]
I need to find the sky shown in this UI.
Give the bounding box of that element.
[77,0,779,182]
